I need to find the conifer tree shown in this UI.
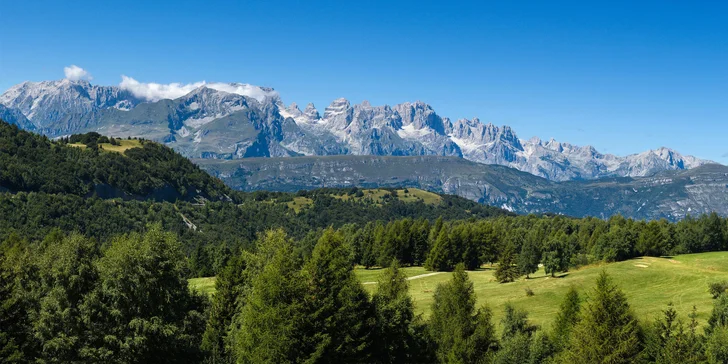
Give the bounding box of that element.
[300,227,374,363]
[93,225,207,363]
[372,260,420,363]
[424,228,453,271]
[0,235,27,362]
[201,250,248,361]
[495,243,520,283]
[551,286,581,351]
[644,303,706,363]
[564,271,642,363]
[429,263,498,363]
[707,293,728,335]
[32,233,99,362]
[232,231,306,363]
[495,303,538,364]
[518,238,540,278]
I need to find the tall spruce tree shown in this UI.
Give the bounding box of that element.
[371,260,420,363]
[425,228,453,271]
[429,263,498,363]
[92,225,207,363]
[495,243,520,283]
[300,227,374,363]
[550,287,581,354]
[644,303,706,363]
[518,238,540,279]
[32,233,100,362]
[232,231,306,363]
[564,271,642,363]
[201,250,248,362]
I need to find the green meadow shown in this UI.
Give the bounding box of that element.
[190,251,728,329]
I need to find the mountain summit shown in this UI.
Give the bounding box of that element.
[0,79,712,181]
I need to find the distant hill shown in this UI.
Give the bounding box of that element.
[198,155,728,221]
[0,119,232,202]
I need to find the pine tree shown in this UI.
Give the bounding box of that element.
[300,227,374,363]
[429,263,498,363]
[0,235,26,362]
[495,243,520,283]
[551,287,581,351]
[232,232,306,363]
[564,271,642,363]
[371,260,420,363]
[501,303,537,341]
[424,228,453,271]
[93,225,207,363]
[518,238,540,279]
[707,293,728,335]
[706,326,728,364]
[644,303,706,363]
[32,233,100,362]
[495,303,538,364]
[201,250,248,362]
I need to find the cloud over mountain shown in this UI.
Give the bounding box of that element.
[63,65,92,81]
[119,76,278,103]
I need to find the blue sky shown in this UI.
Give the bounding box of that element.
[1,0,726,162]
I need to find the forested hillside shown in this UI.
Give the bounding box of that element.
[3,119,728,363]
[0,120,232,201]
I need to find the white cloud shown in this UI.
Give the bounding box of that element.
[63,65,92,81]
[119,76,278,103]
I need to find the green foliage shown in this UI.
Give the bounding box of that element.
[371,260,424,363]
[92,225,207,362]
[518,237,540,278]
[644,303,706,363]
[551,287,581,351]
[564,271,642,363]
[709,281,728,299]
[428,264,498,363]
[706,326,728,364]
[299,228,374,363]
[501,303,537,341]
[232,230,306,363]
[495,243,520,283]
[707,293,728,335]
[201,251,247,362]
[0,121,231,200]
[32,232,100,362]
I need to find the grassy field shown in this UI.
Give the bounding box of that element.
[189,251,728,330]
[68,139,142,154]
[355,252,728,328]
[98,139,142,154]
[333,188,442,205]
[189,277,217,296]
[286,196,314,212]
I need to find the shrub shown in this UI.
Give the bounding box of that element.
[709,281,728,299]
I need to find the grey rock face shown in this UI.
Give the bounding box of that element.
[198,156,728,221]
[0,79,713,182]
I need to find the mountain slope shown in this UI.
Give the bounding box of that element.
[0,79,712,182]
[0,119,232,201]
[197,155,728,221]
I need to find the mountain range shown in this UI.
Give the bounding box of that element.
[198,155,728,221]
[0,79,712,182]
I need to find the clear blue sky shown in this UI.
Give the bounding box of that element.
[1,0,726,162]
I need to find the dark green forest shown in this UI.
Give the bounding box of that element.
[2,120,728,363]
[4,226,728,363]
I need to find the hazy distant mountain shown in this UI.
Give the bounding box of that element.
[198,156,728,221]
[0,79,712,181]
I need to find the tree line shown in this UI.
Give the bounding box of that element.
[338,213,728,280]
[3,226,728,363]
